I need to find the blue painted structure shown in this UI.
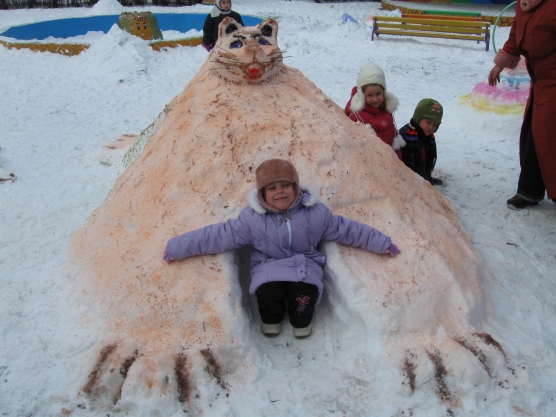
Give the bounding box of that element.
[0,14,263,40]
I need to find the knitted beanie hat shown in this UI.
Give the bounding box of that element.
[211,0,232,18]
[412,99,444,126]
[350,63,399,114]
[255,159,301,211]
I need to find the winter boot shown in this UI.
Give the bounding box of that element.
[293,323,312,339]
[429,177,444,186]
[507,194,538,210]
[261,322,281,337]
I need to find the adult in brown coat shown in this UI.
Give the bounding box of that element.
[488,0,556,209]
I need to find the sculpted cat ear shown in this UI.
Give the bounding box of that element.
[218,17,243,40]
[258,18,278,42]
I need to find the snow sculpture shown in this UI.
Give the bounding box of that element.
[117,11,163,41]
[464,60,530,115]
[67,17,524,415]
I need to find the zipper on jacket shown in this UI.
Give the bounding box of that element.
[285,211,292,250]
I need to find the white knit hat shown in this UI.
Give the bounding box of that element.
[350,63,399,113]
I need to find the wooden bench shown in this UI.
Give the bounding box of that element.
[402,14,480,22]
[372,16,490,51]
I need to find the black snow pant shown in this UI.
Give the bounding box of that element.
[517,124,545,202]
[255,281,319,329]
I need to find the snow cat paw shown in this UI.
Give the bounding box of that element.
[80,344,229,414]
[398,331,525,412]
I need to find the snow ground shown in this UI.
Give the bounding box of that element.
[1,1,555,416]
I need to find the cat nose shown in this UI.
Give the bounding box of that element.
[247,66,262,79]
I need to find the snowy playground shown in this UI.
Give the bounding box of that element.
[1,1,555,417]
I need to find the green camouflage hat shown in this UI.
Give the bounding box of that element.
[413,99,443,125]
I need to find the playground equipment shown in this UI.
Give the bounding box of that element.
[0,13,262,56]
[492,1,517,53]
[372,15,491,51]
[381,0,515,27]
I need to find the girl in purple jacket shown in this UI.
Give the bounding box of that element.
[163,159,400,339]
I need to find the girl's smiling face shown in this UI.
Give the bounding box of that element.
[263,181,296,211]
[363,84,384,109]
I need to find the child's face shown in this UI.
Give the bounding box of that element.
[219,0,231,11]
[363,84,384,109]
[418,118,439,136]
[264,181,296,211]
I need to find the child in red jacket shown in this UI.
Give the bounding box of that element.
[345,63,405,159]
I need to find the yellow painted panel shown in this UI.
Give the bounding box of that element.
[0,40,90,56]
[402,14,479,22]
[1,37,203,56]
[150,37,203,51]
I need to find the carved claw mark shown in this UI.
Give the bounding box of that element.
[455,337,492,377]
[200,348,227,390]
[83,344,116,396]
[403,355,417,394]
[474,332,506,359]
[115,350,139,402]
[427,349,453,402]
[175,353,191,404]
[83,345,139,405]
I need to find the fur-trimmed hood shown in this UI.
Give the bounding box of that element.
[349,86,399,114]
[349,63,399,114]
[247,185,320,214]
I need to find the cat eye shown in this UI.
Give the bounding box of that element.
[258,38,270,46]
[230,40,243,49]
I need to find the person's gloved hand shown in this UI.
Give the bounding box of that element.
[203,44,211,52]
[387,243,400,257]
[163,249,174,264]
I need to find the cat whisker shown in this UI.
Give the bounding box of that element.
[210,59,240,64]
[214,56,243,63]
[274,65,294,72]
[215,46,238,57]
[268,58,288,64]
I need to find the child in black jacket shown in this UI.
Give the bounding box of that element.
[399,99,444,186]
[202,0,244,51]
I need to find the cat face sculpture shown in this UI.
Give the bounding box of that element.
[208,18,282,83]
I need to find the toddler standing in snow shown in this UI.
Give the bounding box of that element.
[202,0,244,51]
[345,63,405,159]
[163,159,400,339]
[399,99,444,186]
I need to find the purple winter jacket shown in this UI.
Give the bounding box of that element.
[166,187,392,303]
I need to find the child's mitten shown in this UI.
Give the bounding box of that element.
[163,249,174,264]
[392,134,406,151]
[388,243,401,257]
